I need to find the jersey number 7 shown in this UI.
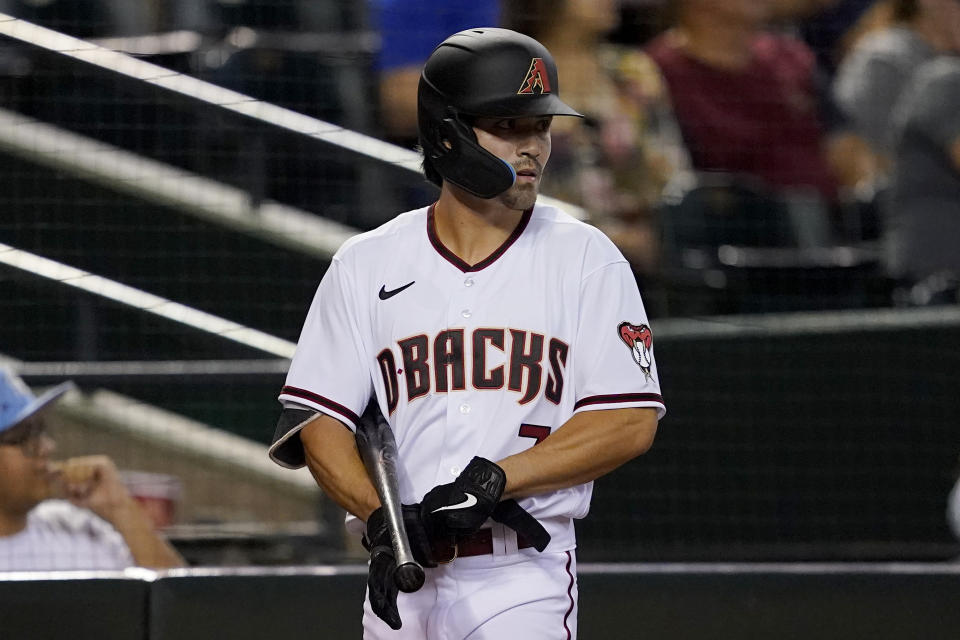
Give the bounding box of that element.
[518,424,552,445]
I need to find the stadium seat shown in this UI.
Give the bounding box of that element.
[659,173,882,314]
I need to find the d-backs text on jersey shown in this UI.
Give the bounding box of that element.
[377,328,568,413]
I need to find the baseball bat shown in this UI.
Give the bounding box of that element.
[355,403,425,593]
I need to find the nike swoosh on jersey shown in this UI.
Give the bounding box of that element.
[378,281,415,300]
[431,493,479,513]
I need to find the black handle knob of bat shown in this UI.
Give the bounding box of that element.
[395,562,425,593]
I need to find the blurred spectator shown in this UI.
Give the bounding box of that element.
[502,0,692,281]
[646,0,875,205]
[607,0,674,46]
[0,368,184,571]
[212,0,300,30]
[371,0,500,144]
[0,0,158,38]
[777,0,880,76]
[834,0,959,169]
[886,50,960,302]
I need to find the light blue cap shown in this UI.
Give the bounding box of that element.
[0,367,75,435]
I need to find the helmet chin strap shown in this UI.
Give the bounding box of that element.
[433,115,517,199]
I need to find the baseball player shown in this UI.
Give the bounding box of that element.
[269,28,665,639]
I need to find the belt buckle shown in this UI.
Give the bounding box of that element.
[436,542,458,565]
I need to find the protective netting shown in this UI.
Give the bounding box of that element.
[1,2,957,564]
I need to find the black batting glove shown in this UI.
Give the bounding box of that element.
[420,457,506,539]
[363,510,402,630]
[364,505,438,568]
[400,504,439,568]
[491,499,551,551]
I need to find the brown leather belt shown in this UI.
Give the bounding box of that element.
[433,528,535,562]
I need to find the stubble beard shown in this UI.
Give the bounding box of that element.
[497,180,539,211]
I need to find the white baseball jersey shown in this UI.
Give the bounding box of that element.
[270,202,665,550]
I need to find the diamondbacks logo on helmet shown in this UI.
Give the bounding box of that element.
[518,58,552,95]
[618,322,654,380]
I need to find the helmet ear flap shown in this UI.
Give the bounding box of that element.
[430,112,516,199]
[438,109,472,151]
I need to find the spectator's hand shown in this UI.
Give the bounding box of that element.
[51,456,186,568]
[52,455,137,524]
[0,363,186,569]
[826,131,878,190]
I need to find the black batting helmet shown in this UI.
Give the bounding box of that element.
[418,28,583,199]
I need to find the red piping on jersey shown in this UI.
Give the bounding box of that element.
[563,550,575,639]
[574,393,665,410]
[427,203,533,272]
[280,386,360,425]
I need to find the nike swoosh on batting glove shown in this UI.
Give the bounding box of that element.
[420,456,506,539]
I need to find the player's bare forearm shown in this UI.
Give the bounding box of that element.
[497,407,658,500]
[300,414,381,521]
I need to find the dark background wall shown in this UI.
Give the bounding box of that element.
[581,320,960,561]
[3,567,960,640]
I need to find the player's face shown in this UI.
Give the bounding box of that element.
[473,115,553,211]
[0,417,57,516]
